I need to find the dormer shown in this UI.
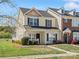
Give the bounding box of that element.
[57,8,64,14]
[69,9,76,15]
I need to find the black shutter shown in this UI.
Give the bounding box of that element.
[55,34,57,40]
[45,20,47,27]
[28,18,29,25]
[50,20,52,27]
[37,19,39,26]
[47,33,49,41]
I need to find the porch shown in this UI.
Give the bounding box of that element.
[63,28,79,43]
[24,28,59,44]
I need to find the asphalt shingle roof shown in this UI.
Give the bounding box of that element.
[49,8,79,17]
[20,7,30,14]
[20,7,54,17]
[38,10,53,17]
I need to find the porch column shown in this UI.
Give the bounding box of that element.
[45,32,47,44]
[39,32,45,44]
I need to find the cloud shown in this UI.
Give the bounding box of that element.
[63,0,79,9]
[64,0,79,2]
[64,2,79,9]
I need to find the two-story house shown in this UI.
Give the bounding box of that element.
[48,8,79,43]
[15,7,61,44]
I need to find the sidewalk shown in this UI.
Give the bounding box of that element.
[0,53,79,59]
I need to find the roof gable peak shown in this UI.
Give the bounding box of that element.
[24,7,43,16]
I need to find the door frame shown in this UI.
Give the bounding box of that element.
[36,33,40,44]
[64,33,68,43]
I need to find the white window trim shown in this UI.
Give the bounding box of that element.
[27,16,39,26]
[46,19,52,27]
[73,32,79,40]
[72,19,79,27]
[28,16,39,19]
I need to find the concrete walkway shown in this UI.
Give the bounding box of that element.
[47,46,74,54]
[0,53,79,59]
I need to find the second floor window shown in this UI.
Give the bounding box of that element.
[45,20,52,27]
[64,19,68,22]
[72,19,79,27]
[28,17,39,26]
[63,19,71,23]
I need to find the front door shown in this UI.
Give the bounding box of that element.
[64,34,68,43]
[36,33,40,44]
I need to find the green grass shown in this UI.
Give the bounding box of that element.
[53,44,79,53]
[0,39,64,57]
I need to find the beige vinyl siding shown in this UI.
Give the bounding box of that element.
[25,16,57,27]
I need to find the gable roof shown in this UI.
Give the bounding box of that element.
[49,8,79,17]
[38,10,53,17]
[20,7,30,14]
[20,7,54,17]
[49,8,59,12]
[63,28,71,34]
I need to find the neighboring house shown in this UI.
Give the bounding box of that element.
[48,8,79,43]
[15,7,61,44]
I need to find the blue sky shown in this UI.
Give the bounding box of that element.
[15,0,65,9]
[0,0,79,16]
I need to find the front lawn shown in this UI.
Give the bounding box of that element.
[53,44,79,53]
[0,39,64,57]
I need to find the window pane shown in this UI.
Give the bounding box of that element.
[72,19,79,27]
[28,18,33,26]
[64,19,67,22]
[34,19,39,26]
[73,32,79,40]
[28,17,39,26]
[46,20,52,27]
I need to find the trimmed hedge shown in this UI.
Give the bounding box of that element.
[21,37,30,45]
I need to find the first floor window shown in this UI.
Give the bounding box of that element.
[73,32,79,40]
[47,33,57,41]
[29,34,36,40]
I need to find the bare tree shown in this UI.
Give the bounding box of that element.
[0,0,16,7]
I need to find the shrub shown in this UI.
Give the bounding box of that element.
[15,40,21,44]
[68,37,73,44]
[12,40,21,44]
[12,40,15,43]
[21,37,30,45]
[71,39,77,44]
[29,40,34,45]
[0,31,11,38]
